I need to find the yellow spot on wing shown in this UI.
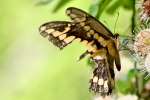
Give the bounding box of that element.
[87,32,91,37]
[98,79,104,85]
[68,24,71,27]
[45,29,55,34]
[98,36,104,42]
[84,26,90,31]
[59,34,67,40]
[40,26,46,32]
[104,81,108,92]
[87,41,94,46]
[93,76,98,83]
[89,30,94,35]
[52,31,63,37]
[74,17,86,22]
[70,14,77,18]
[87,46,96,52]
[94,33,99,39]
[98,36,108,47]
[64,36,75,43]
[75,38,81,42]
[87,41,96,52]
[80,22,85,26]
[62,27,70,34]
[81,40,88,45]
[50,26,70,38]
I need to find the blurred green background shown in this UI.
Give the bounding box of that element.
[0,0,135,100]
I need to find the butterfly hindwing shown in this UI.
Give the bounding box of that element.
[106,40,121,71]
[89,48,115,94]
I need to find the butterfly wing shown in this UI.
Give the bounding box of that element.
[107,40,121,71]
[89,48,115,94]
[66,7,114,39]
[39,21,72,49]
[39,21,99,51]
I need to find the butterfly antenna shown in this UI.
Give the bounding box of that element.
[114,12,119,33]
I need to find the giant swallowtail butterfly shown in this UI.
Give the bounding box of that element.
[39,7,121,96]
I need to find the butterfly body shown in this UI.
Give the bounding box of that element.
[39,7,121,96]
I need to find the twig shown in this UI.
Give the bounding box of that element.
[132,0,136,34]
[132,0,142,99]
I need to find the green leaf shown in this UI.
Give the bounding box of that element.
[96,0,111,18]
[89,0,102,17]
[127,68,138,80]
[106,0,121,14]
[106,0,133,14]
[36,0,54,5]
[53,0,72,12]
[116,68,142,94]
[86,58,95,68]
[116,79,133,94]
[89,0,112,18]
[122,0,133,10]
[89,3,99,17]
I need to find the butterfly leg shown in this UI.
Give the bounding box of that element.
[78,50,89,61]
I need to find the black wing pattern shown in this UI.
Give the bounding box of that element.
[39,7,121,96]
[39,21,98,50]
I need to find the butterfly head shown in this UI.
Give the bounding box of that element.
[113,33,120,49]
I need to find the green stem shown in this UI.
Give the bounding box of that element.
[131,0,142,99]
[131,0,136,34]
[95,0,105,19]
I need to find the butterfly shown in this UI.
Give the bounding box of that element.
[39,7,121,96]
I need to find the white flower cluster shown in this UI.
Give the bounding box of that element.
[140,0,150,22]
[134,29,150,57]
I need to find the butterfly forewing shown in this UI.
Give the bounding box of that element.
[39,21,99,51]
[39,21,73,49]
[66,7,114,39]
